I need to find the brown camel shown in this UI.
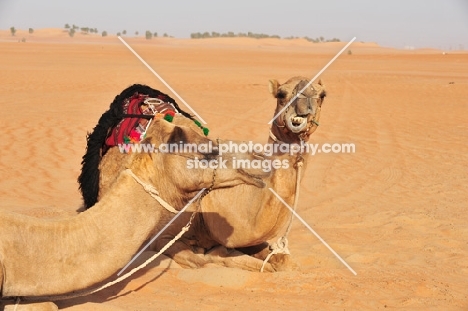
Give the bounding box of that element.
[0,118,267,310]
[92,77,326,271]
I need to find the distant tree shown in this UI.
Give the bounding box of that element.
[145,30,152,39]
[29,28,34,34]
[80,27,89,34]
[163,33,169,37]
[94,28,98,33]
[154,32,158,37]
[117,32,121,36]
[319,36,324,42]
[347,50,352,55]
[64,24,70,29]
[135,31,139,36]
[102,31,108,37]
[122,30,127,35]
[68,28,75,37]
[89,28,94,33]
[72,24,79,30]
[10,27,16,36]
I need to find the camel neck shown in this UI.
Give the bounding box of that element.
[1,171,163,297]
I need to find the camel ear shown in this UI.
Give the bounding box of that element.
[268,79,280,98]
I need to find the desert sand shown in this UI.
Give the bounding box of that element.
[0,29,467,310]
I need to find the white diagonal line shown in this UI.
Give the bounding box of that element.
[117,188,206,276]
[118,36,207,124]
[269,188,357,275]
[268,37,356,125]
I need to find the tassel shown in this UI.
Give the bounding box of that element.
[164,114,174,122]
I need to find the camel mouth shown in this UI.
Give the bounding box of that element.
[286,114,309,133]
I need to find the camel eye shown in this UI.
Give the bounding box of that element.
[276,90,287,100]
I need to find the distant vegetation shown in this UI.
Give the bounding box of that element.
[190,31,340,42]
[64,24,99,37]
[22,24,340,43]
[10,27,16,36]
[295,36,340,43]
[190,31,280,39]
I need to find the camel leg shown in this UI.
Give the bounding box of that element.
[154,237,214,269]
[205,246,275,272]
[155,237,275,272]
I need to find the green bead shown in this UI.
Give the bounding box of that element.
[164,115,174,122]
[203,127,209,136]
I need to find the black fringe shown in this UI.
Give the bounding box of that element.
[77,84,192,209]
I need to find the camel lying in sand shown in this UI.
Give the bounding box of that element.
[155,77,326,271]
[0,118,267,310]
[80,77,326,271]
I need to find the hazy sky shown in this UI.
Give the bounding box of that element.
[0,0,467,49]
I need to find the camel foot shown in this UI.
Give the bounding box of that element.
[268,253,300,272]
[236,243,299,272]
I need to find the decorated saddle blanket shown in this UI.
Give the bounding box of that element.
[105,92,177,147]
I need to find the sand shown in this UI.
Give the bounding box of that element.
[0,29,467,310]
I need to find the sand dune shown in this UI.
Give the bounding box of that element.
[0,30,467,310]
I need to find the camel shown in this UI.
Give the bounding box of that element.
[155,76,327,271]
[0,118,267,310]
[79,78,326,271]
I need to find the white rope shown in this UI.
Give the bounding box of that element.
[260,158,303,272]
[260,236,290,272]
[125,169,178,214]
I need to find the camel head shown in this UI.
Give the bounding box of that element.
[269,76,326,143]
[128,117,269,206]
